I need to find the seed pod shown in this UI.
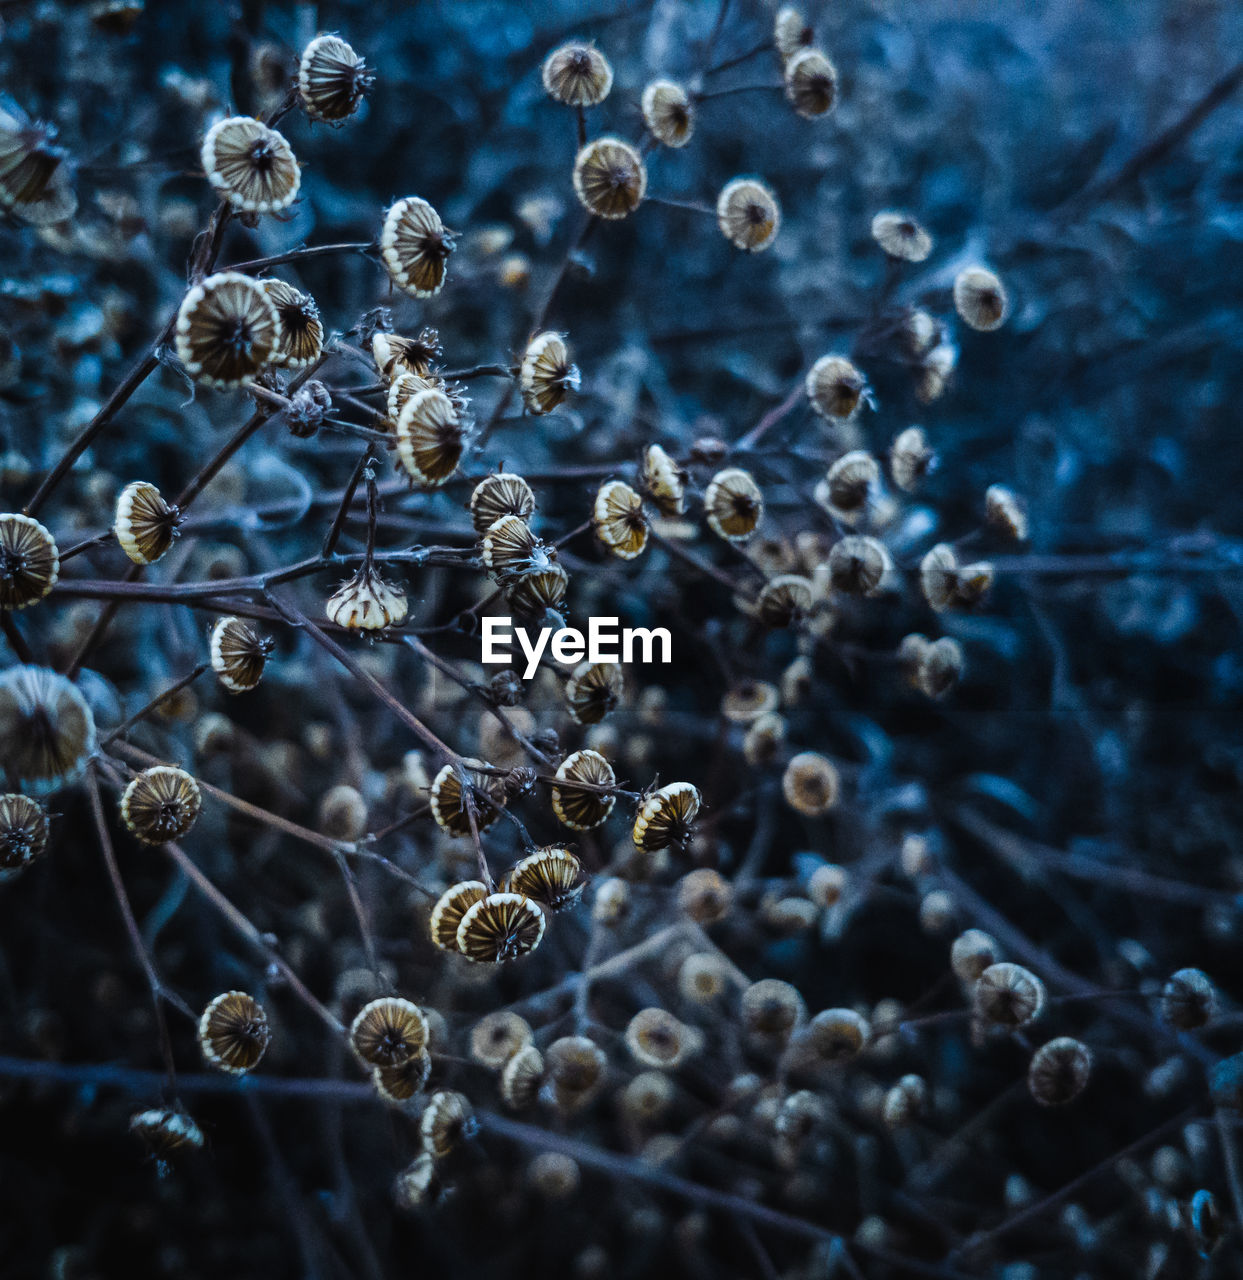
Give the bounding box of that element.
[565,661,623,725]
[198,991,270,1075]
[374,329,442,380]
[508,564,569,620]
[113,483,179,567]
[298,33,373,123]
[421,1089,476,1158]
[0,794,49,873]
[783,47,838,118]
[0,99,77,225]
[883,1074,927,1128]
[392,1154,439,1210]
[325,565,407,630]
[807,863,847,909]
[704,468,764,542]
[951,929,1000,983]
[481,513,550,580]
[593,480,649,559]
[546,1035,607,1106]
[500,1044,544,1110]
[284,380,333,438]
[985,484,1028,541]
[470,1011,533,1070]
[677,867,732,925]
[822,451,879,522]
[890,426,936,492]
[318,784,367,841]
[974,962,1045,1029]
[1027,1037,1092,1107]
[121,766,201,844]
[573,137,646,220]
[381,196,455,297]
[552,749,616,830]
[0,667,96,795]
[954,266,1008,331]
[807,355,865,420]
[130,1108,204,1160]
[639,444,687,516]
[828,535,891,596]
[520,331,580,415]
[626,1008,699,1070]
[201,116,300,213]
[373,1050,432,1104]
[920,543,993,611]
[716,178,781,252]
[741,978,806,1042]
[753,575,813,628]
[782,752,839,817]
[175,272,280,387]
[542,42,613,106]
[802,1008,869,1064]
[263,279,323,368]
[349,996,428,1067]
[210,615,272,692]
[1161,968,1216,1030]
[0,513,59,609]
[470,473,535,534]
[592,876,630,925]
[429,879,488,952]
[678,952,731,1004]
[429,759,505,837]
[721,680,779,724]
[641,79,694,147]
[632,782,702,853]
[871,211,933,262]
[504,846,585,912]
[395,387,464,486]
[456,891,546,963]
[774,6,814,59]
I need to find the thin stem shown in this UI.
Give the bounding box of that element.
[0,612,34,664]
[102,662,210,748]
[226,242,374,273]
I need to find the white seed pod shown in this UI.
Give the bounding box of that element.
[201,116,300,214]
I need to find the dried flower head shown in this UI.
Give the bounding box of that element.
[481,514,557,581]
[0,667,96,795]
[573,137,647,220]
[639,444,687,516]
[801,1007,869,1065]
[716,178,781,252]
[741,978,806,1042]
[508,565,569,620]
[974,962,1046,1029]
[198,991,270,1075]
[546,1035,607,1104]
[565,660,623,725]
[421,1090,476,1158]
[130,1108,204,1160]
[821,450,879,522]
[470,473,536,534]
[678,952,731,1005]
[520,331,580,415]
[807,863,848,909]
[782,751,840,817]
[470,1011,533,1070]
[552,749,616,830]
[429,879,488,952]
[954,265,1008,331]
[349,996,428,1067]
[827,535,891,596]
[381,196,455,297]
[783,47,838,118]
[395,387,465,486]
[632,781,702,853]
[1161,968,1216,1030]
[774,7,815,60]
[325,565,408,630]
[807,355,866,420]
[429,759,505,837]
[753,575,814,628]
[456,891,546,963]
[920,543,993,612]
[641,80,695,147]
[209,615,273,693]
[392,1154,438,1210]
[721,679,779,723]
[284,380,333,438]
[0,99,77,225]
[951,929,1000,983]
[374,1051,432,1104]
[0,513,59,609]
[592,876,630,926]
[626,1008,699,1070]
[113,482,179,566]
[201,116,300,213]
[298,34,373,123]
[985,484,1028,541]
[373,329,442,379]
[120,766,202,844]
[890,426,937,492]
[1028,1037,1092,1107]
[263,279,323,369]
[677,867,732,925]
[704,468,764,543]
[505,846,585,911]
[175,272,281,388]
[0,794,50,873]
[871,211,933,262]
[593,480,649,560]
[883,1075,928,1128]
[501,1044,545,1110]
[542,43,614,106]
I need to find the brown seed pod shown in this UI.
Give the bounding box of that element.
[0,667,96,796]
[1028,1037,1092,1107]
[373,1049,432,1104]
[741,978,807,1042]
[753,574,813,628]
[806,355,865,420]
[551,749,617,830]
[210,615,273,693]
[920,543,993,612]
[954,266,1008,331]
[520,331,580,415]
[890,426,937,492]
[470,473,536,535]
[1161,968,1216,1030]
[113,483,179,567]
[175,272,280,388]
[626,1007,699,1070]
[973,962,1046,1029]
[827,535,891,596]
[504,846,585,911]
[201,116,300,214]
[298,33,373,123]
[641,80,694,147]
[573,137,647,220]
[774,6,814,60]
[744,712,787,767]
[386,370,440,425]
[0,793,50,872]
[381,196,455,297]
[802,1007,869,1064]
[821,451,879,523]
[507,564,570,620]
[470,1011,533,1070]
[677,867,732,925]
[871,211,933,262]
[593,480,649,560]
[546,1035,607,1094]
[325,565,407,630]
[721,679,779,723]
[429,879,488,952]
[632,781,702,853]
[130,1108,204,1159]
[373,328,442,379]
[0,99,77,225]
[782,752,839,817]
[542,43,614,107]
[395,387,465,486]
[456,891,546,963]
[429,760,505,838]
[318,785,367,841]
[704,468,764,543]
[421,1090,476,1157]
[121,766,202,844]
[985,484,1028,541]
[716,178,781,252]
[349,996,428,1067]
[917,636,964,699]
[640,444,687,516]
[950,929,1000,983]
[783,47,838,117]
[262,279,323,369]
[392,1154,439,1210]
[481,514,556,580]
[565,660,623,725]
[501,1044,545,1110]
[198,991,270,1075]
[0,513,59,609]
